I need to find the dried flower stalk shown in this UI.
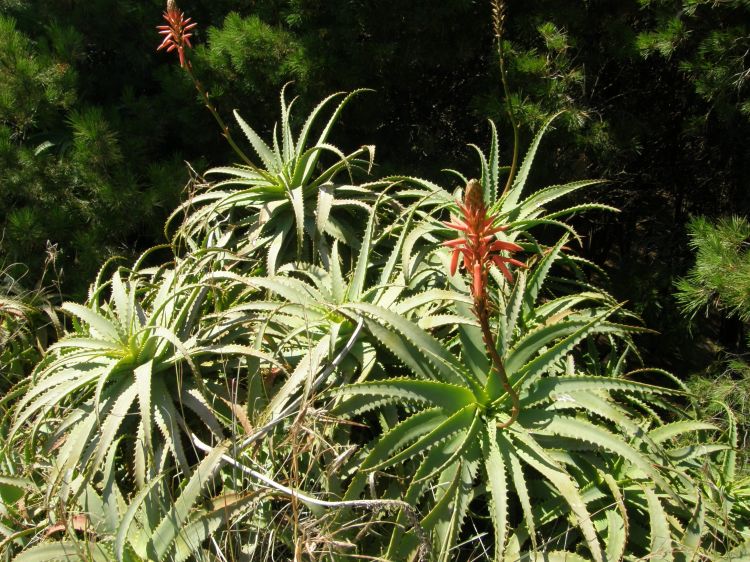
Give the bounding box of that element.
[492,0,519,198]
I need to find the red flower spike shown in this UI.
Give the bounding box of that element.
[443,178,524,431]
[488,240,524,253]
[442,179,526,301]
[157,6,196,68]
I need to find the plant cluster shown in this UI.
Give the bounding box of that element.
[1,2,749,561]
[2,73,747,558]
[3,0,750,378]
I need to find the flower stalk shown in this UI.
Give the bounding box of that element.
[444,179,524,428]
[156,2,257,169]
[492,0,519,197]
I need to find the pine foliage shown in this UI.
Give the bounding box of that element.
[675,216,750,321]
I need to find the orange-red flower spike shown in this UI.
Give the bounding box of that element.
[156,6,196,68]
[442,178,525,295]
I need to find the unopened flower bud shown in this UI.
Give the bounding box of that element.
[464,179,485,212]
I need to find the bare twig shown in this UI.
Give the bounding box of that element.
[236,316,365,452]
[191,434,431,561]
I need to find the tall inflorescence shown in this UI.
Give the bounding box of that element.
[155,2,256,168]
[444,179,524,428]
[491,0,519,196]
[157,2,197,68]
[491,0,506,41]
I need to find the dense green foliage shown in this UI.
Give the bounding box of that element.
[2,0,749,332]
[2,84,747,560]
[0,7,190,293]
[2,1,750,560]
[676,216,750,323]
[675,216,750,475]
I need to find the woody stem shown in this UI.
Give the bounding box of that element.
[475,296,520,429]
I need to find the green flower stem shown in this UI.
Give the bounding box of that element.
[182,59,258,169]
[476,296,520,428]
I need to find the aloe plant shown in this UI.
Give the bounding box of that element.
[169,86,378,273]
[657,404,750,558]
[4,87,744,561]
[386,115,615,255]
[332,251,680,560]
[5,258,270,500]
[10,438,238,562]
[315,119,698,561]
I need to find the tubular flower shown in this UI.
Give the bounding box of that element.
[157,5,197,68]
[443,179,525,298]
